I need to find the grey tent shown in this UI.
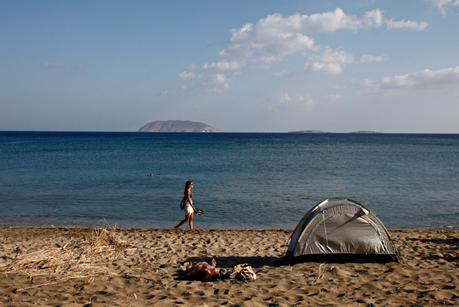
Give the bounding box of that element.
[286,199,398,262]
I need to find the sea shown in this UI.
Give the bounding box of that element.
[0,132,458,229]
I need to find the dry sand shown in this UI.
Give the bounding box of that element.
[0,227,457,306]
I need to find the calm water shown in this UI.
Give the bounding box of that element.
[0,132,458,229]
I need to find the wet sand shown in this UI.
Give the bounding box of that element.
[0,227,458,306]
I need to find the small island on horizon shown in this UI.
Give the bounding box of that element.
[288,130,382,134]
[138,120,219,133]
[288,130,327,134]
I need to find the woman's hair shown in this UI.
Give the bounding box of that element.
[184,180,193,198]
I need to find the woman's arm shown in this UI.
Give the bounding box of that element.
[186,190,192,204]
[190,198,198,213]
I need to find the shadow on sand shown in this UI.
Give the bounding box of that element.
[408,236,459,262]
[186,255,287,269]
[174,255,287,281]
[417,237,459,249]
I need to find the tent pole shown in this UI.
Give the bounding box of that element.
[321,210,329,249]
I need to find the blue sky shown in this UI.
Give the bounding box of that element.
[1,0,459,132]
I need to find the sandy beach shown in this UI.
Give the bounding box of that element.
[0,227,457,306]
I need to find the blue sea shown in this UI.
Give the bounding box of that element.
[0,132,458,229]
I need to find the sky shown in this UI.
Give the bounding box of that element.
[1,0,459,132]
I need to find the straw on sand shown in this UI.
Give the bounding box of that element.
[0,226,129,284]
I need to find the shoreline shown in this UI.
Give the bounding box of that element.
[0,224,458,231]
[1,227,458,305]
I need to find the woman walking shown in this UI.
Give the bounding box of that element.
[175,180,197,230]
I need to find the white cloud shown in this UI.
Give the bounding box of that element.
[305,49,354,74]
[306,52,385,75]
[273,70,295,79]
[208,74,230,90]
[179,60,241,90]
[428,0,459,14]
[179,71,196,80]
[180,8,428,89]
[276,92,314,108]
[362,9,384,27]
[249,8,382,35]
[220,8,386,66]
[279,92,293,104]
[255,9,359,34]
[179,70,230,91]
[362,66,459,91]
[386,19,429,31]
[201,60,243,71]
[359,54,385,63]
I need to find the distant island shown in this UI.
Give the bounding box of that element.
[349,130,382,134]
[138,120,219,133]
[288,130,382,134]
[288,130,327,134]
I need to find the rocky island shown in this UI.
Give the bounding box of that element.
[138,120,219,133]
[288,130,327,134]
[288,130,382,134]
[349,130,382,134]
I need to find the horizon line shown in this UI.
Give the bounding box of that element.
[1,130,459,135]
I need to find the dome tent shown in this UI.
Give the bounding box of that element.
[286,199,398,263]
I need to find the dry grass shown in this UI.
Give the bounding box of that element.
[0,226,128,280]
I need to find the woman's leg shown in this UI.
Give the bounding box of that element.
[187,213,194,230]
[175,216,188,229]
